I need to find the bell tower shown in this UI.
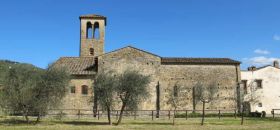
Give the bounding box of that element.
[79,14,106,57]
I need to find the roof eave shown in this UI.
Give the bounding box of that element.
[161,62,241,65]
[79,15,107,26]
[71,73,96,76]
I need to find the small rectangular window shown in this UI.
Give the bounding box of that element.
[70,86,75,94]
[256,80,263,89]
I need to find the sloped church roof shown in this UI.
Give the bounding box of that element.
[53,57,96,75]
[161,57,240,65]
[53,14,240,76]
[53,46,240,75]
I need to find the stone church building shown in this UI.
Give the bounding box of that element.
[53,14,241,111]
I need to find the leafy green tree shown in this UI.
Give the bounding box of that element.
[0,64,42,123]
[0,63,69,123]
[116,70,151,125]
[33,66,70,123]
[94,71,116,125]
[194,82,218,126]
[0,60,21,116]
[0,60,19,86]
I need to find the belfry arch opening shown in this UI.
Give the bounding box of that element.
[86,22,93,39]
[93,22,100,39]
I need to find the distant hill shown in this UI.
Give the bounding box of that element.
[0,60,42,84]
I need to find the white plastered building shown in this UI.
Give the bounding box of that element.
[241,61,280,114]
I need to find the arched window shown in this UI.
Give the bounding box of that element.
[82,85,89,95]
[87,22,93,39]
[90,48,94,55]
[93,22,100,39]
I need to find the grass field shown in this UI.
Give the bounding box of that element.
[1,116,280,130]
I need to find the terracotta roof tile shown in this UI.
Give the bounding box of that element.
[79,14,107,25]
[79,14,106,19]
[161,57,241,65]
[53,57,96,75]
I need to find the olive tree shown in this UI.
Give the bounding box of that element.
[34,66,70,122]
[93,71,116,125]
[0,64,69,123]
[116,69,151,125]
[0,64,42,123]
[166,83,189,125]
[194,82,218,125]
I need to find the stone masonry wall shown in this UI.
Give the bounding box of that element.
[97,47,240,110]
[98,47,161,110]
[60,76,94,112]
[159,64,239,110]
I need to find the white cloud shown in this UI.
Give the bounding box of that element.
[273,34,280,41]
[254,49,270,55]
[243,56,280,66]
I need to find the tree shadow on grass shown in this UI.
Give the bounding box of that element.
[0,118,109,126]
[61,121,109,126]
[128,122,173,125]
[206,122,225,125]
[246,117,280,122]
[0,118,40,125]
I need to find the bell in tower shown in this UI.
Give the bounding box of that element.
[79,14,106,57]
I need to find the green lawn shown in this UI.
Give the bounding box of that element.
[0,116,280,130]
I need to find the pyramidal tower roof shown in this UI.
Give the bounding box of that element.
[79,14,107,25]
[79,14,106,19]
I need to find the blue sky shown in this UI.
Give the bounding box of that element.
[0,0,280,69]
